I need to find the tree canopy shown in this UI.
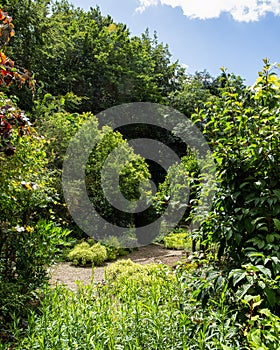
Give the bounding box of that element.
[3,0,184,112]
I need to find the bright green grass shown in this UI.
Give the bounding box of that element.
[15,262,191,349]
[6,260,248,350]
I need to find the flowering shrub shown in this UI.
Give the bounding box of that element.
[0,9,34,155]
[0,9,68,337]
[0,92,32,155]
[192,60,280,312]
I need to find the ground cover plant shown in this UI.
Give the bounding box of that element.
[67,237,131,266]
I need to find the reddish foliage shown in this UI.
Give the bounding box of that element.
[0,9,34,156]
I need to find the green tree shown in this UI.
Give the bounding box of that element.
[193,60,280,311]
[36,95,151,242]
[167,73,214,118]
[3,1,184,113]
[1,0,49,109]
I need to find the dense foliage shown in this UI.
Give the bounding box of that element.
[6,260,279,349]
[0,0,279,348]
[3,0,183,113]
[192,61,280,314]
[0,5,71,332]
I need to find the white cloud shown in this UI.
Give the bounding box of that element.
[136,0,159,13]
[136,0,280,22]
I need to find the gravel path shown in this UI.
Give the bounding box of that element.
[50,244,186,290]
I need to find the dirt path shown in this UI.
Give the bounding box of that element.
[50,244,186,290]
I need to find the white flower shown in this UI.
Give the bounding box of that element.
[31,182,40,190]
[15,225,25,232]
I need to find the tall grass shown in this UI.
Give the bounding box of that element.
[4,260,248,349]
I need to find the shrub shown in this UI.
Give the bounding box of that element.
[37,99,151,243]
[152,150,199,227]
[0,11,71,338]
[0,219,70,331]
[67,241,107,266]
[105,259,175,296]
[193,60,280,312]
[245,306,280,349]
[0,107,69,327]
[101,236,131,260]
[163,230,192,249]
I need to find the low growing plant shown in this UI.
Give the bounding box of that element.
[8,261,248,349]
[67,241,107,266]
[163,229,192,250]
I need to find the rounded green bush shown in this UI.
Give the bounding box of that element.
[91,243,108,265]
[67,242,107,266]
[105,259,174,296]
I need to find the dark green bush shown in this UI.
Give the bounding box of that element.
[0,220,70,332]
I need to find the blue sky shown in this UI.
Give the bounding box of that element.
[71,0,280,85]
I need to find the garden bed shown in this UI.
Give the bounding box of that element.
[50,244,186,290]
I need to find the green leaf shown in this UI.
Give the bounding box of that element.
[255,265,271,278]
[273,189,280,199]
[273,218,280,231]
[264,288,277,307]
[266,234,275,243]
[245,219,255,234]
[221,346,232,350]
[229,269,247,286]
